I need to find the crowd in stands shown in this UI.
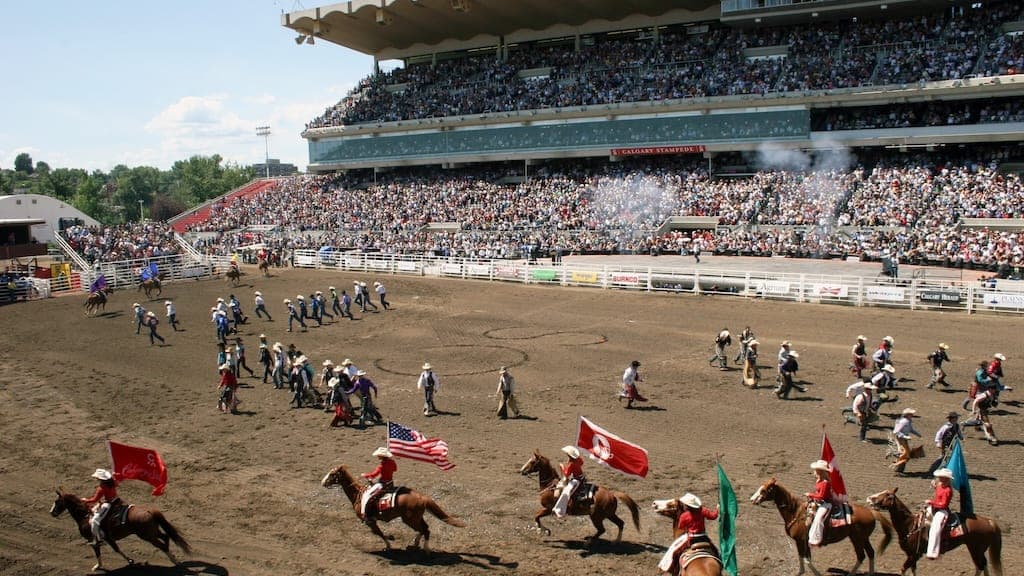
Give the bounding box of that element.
[63,223,181,264]
[813,98,1024,131]
[306,1,1024,129]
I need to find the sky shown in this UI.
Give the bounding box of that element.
[0,1,377,172]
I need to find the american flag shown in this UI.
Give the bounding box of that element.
[387,421,455,471]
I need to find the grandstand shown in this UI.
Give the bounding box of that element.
[136,0,1024,278]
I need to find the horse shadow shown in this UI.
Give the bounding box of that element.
[98,311,124,319]
[551,538,652,558]
[370,548,518,570]
[625,404,666,412]
[101,560,229,575]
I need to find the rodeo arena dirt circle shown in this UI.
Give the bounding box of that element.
[0,253,1018,576]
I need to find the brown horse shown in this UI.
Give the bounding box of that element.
[226,268,243,286]
[258,258,270,277]
[867,487,1002,576]
[50,489,191,572]
[652,498,723,576]
[321,464,465,551]
[84,287,113,316]
[138,278,162,299]
[750,477,892,576]
[518,450,640,543]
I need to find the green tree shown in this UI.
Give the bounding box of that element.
[48,168,86,201]
[115,166,163,220]
[35,160,51,175]
[14,152,33,174]
[71,175,106,222]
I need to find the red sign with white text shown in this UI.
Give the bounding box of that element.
[610,145,706,157]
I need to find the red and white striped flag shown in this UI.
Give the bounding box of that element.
[576,416,649,478]
[387,421,455,471]
[821,431,848,503]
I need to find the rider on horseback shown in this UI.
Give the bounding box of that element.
[82,468,120,544]
[659,493,721,573]
[553,445,586,518]
[360,447,397,521]
[806,460,836,547]
[926,468,954,559]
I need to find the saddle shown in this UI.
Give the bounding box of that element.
[365,487,407,519]
[679,542,722,571]
[920,511,965,540]
[807,502,852,528]
[96,501,132,531]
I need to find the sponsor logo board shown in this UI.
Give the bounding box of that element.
[571,271,599,284]
[865,286,905,301]
[468,264,490,276]
[919,289,962,304]
[982,292,1024,309]
[494,266,520,279]
[441,264,462,275]
[752,280,790,295]
[397,261,419,272]
[610,145,706,156]
[609,274,641,285]
[812,283,848,298]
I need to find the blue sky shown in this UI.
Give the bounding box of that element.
[0,1,375,172]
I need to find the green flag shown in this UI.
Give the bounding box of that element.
[717,462,739,576]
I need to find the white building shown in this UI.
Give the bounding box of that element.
[0,194,100,243]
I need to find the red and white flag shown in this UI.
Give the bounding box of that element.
[821,431,848,503]
[107,441,167,496]
[576,416,649,478]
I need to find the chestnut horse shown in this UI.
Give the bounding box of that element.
[750,477,892,576]
[652,498,723,576]
[321,464,465,551]
[226,268,243,286]
[518,450,640,542]
[138,277,162,299]
[258,258,270,277]
[84,287,113,316]
[50,489,191,572]
[867,487,1002,576]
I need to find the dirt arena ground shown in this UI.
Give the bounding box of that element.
[0,265,1019,576]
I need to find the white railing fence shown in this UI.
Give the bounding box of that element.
[290,250,1024,316]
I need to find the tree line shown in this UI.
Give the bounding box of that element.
[0,152,255,224]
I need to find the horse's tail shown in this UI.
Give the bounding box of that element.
[872,509,894,556]
[989,518,1003,576]
[614,491,642,532]
[425,499,466,528]
[154,511,192,555]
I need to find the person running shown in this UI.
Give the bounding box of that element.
[285,298,307,332]
[254,291,272,321]
[360,282,378,311]
[775,351,806,399]
[317,290,334,321]
[709,328,731,370]
[850,335,868,379]
[341,289,354,319]
[496,366,520,419]
[346,370,382,426]
[929,412,963,474]
[620,360,647,408]
[235,338,255,378]
[891,408,922,476]
[872,336,894,373]
[272,342,288,389]
[329,286,342,317]
[258,335,272,384]
[374,281,391,310]
[852,382,878,442]
[310,292,323,326]
[145,311,165,346]
[927,343,951,389]
[164,300,180,331]
[132,303,147,335]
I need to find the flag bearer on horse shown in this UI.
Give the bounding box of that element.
[553,445,586,518]
[658,493,721,573]
[360,447,397,521]
[82,468,120,544]
[926,468,954,559]
[806,460,837,547]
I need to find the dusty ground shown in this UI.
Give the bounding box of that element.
[0,266,1018,576]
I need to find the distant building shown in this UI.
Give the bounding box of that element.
[251,159,299,177]
[0,194,100,243]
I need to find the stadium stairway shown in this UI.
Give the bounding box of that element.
[169,179,277,233]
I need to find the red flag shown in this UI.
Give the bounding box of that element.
[107,441,168,496]
[576,416,649,478]
[820,432,848,503]
[387,421,455,471]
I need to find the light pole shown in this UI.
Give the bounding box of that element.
[138,199,145,222]
[256,125,271,178]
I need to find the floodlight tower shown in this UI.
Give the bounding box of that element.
[256,125,271,178]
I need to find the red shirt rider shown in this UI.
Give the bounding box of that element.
[928,482,952,511]
[806,477,831,503]
[561,456,584,481]
[676,505,719,535]
[82,482,118,506]
[362,458,397,488]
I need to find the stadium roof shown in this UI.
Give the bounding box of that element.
[282,0,719,59]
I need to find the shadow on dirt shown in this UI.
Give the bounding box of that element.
[370,548,518,570]
[100,560,229,575]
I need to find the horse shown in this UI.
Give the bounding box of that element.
[138,277,162,299]
[518,450,640,543]
[321,464,465,551]
[750,477,892,576]
[226,267,243,286]
[652,498,723,576]
[84,287,113,316]
[866,487,1002,576]
[50,489,191,572]
[257,258,270,277]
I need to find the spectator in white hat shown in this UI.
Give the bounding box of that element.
[417,362,439,416]
[892,408,922,475]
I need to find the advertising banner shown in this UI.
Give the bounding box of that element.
[812,283,849,298]
[294,254,316,267]
[468,264,491,276]
[531,269,558,281]
[919,289,962,304]
[981,292,1024,309]
[865,286,905,301]
[610,145,706,156]
[752,280,791,295]
[609,273,642,286]
[397,261,419,272]
[494,266,521,280]
[570,271,600,284]
[441,263,462,275]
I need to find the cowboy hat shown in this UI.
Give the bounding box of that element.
[91,469,113,481]
[147,311,156,317]
[372,447,393,459]
[422,363,433,370]
[788,351,800,358]
[499,366,508,373]
[631,360,641,367]
[882,364,896,374]
[164,301,172,305]
[810,460,830,472]
[374,281,381,286]
[296,356,308,365]
[939,343,950,350]
[341,359,353,366]
[360,281,367,287]
[883,336,895,344]
[259,333,266,339]
[254,291,262,296]
[329,286,336,291]
[561,445,581,459]
[272,342,283,351]
[933,468,953,479]
[133,303,141,308]
[781,340,791,346]
[217,298,224,303]
[901,408,918,417]
[283,298,291,303]
[210,306,217,311]
[857,335,866,341]
[356,370,367,376]
[315,290,322,295]
[994,353,1006,361]
[296,295,304,300]
[681,493,702,509]
[323,360,334,367]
